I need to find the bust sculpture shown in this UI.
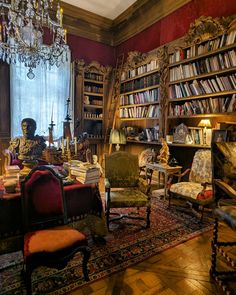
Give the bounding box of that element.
[8,118,46,161]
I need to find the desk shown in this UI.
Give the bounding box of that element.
[0,181,107,254]
[146,163,182,199]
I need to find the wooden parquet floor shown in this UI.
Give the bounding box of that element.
[69,225,236,295]
[68,180,236,295]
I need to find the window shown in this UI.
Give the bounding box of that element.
[10,50,71,139]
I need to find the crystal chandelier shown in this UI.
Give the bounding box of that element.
[0,0,68,79]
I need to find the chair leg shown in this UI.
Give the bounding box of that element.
[22,263,33,295]
[146,206,151,228]
[81,246,91,281]
[106,205,110,231]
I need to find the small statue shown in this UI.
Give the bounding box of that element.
[157,137,169,164]
[92,154,103,176]
[8,118,46,161]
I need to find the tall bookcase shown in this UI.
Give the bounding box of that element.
[118,48,168,149]
[74,60,111,157]
[167,15,236,148]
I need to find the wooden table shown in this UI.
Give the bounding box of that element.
[146,162,182,199]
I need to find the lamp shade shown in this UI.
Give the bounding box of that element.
[109,129,126,145]
[198,119,211,128]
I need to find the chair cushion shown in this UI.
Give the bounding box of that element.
[24,225,86,257]
[108,189,150,208]
[214,206,236,230]
[170,182,213,202]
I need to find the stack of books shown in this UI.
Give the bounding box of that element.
[4,165,20,180]
[70,162,100,184]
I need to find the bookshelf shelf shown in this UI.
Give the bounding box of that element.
[126,139,161,145]
[169,43,236,68]
[168,112,236,119]
[84,104,103,109]
[168,66,236,85]
[121,68,160,83]
[84,78,104,84]
[119,101,159,108]
[169,90,236,102]
[120,117,159,121]
[84,91,104,97]
[120,84,160,96]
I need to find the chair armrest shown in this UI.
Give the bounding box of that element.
[167,168,191,186]
[215,179,236,200]
[138,177,151,195]
[201,182,212,190]
[104,178,110,191]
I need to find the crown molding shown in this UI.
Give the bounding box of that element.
[60,0,192,46]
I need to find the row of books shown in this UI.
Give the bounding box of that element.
[120,89,160,105]
[169,94,236,116]
[169,50,236,81]
[84,72,103,82]
[145,126,159,142]
[4,165,20,180]
[84,85,103,93]
[169,30,236,63]
[121,60,159,81]
[120,105,160,119]
[169,74,236,99]
[188,127,212,146]
[120,73,160,93]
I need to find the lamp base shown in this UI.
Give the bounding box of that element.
[115,144,120,151]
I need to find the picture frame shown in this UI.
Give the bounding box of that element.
[212,130,228,143]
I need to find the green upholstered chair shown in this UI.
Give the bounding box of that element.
[104,151,151,230]
[168,149,213,221]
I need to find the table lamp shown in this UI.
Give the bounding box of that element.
[198,119,211,145]
[109,129,126,151]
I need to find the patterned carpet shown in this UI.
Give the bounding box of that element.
[0,196,213,295]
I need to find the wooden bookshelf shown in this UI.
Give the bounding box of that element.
[167,15,236,148]
[74,60,111,157]
[118,49,168,147]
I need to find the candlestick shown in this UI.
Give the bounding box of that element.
[66,137,69,151]
[61,138,65,155]
[64,29,67,44]
[60,8,63,27]
[74,137,77,155]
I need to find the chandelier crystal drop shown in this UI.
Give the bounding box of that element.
[0,0,68,79]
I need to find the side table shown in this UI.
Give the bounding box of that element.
[146,163,182,199]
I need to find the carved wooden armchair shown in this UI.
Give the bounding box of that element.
[21,166,90,294]
[104,151,151,230]
[168,149,213,221]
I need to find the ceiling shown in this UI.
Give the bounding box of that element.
[62,0,138,20]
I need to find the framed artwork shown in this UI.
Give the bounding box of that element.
[212,130,228,143]
[173,123,189,144]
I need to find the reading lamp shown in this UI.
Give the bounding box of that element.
[109,129,126,151]
[198,119,211,145]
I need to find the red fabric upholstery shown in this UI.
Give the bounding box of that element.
[24,225,87,257]
[25,170,63,216]
[196,190,213,201]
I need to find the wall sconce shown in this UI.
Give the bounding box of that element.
[109,129,126,151]
[198,119,211,145]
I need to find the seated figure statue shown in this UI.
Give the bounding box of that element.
[8,118,46,161]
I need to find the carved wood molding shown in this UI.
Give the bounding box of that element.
[74,60,112,78]
[184,15,236,46]
[58,0,191,46]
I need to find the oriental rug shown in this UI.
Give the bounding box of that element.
[0,197,213,295]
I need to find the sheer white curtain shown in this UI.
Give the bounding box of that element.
[10,51,71,139]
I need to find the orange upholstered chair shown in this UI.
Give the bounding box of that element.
[21,166,90,295]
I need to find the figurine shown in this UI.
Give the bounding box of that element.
[157,137,169,164]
